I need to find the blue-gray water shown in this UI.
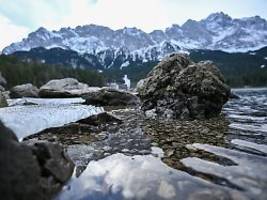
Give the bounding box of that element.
[54,88,266,200]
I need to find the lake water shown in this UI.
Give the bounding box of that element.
[56,88,267,200]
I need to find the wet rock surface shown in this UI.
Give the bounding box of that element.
[82,88,140,106]
[25,110,151,176]
[10,83,39,98]
[138,54,230,120]
[0,121,74,200]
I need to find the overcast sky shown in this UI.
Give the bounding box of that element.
[0,0,267,50]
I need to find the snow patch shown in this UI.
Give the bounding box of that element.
[123,74,131,89]
[120,61,130,69]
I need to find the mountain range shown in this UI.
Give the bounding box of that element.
[2,12,267,69]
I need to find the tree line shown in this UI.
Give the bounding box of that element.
[0,55,105,89]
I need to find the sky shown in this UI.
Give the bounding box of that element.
[0,0,267,50]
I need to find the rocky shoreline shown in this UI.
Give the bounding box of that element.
[24,106,231,177]
[1,54,267,199]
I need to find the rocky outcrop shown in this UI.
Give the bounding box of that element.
[10,83,39,98]
[39,78,98,98]
[138,54,230,120]
[0,72,7,87]
[0,121,74,200]
[0,92,7,107]
[82,88,140,107]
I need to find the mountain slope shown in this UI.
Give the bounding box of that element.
[189,47,267,86]
[106,46,267,87]
[2,12,267,69]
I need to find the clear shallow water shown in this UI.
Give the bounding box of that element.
[57,89,267,200]
[225,88,267,144]
[1,91,266,199]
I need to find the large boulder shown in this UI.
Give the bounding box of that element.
[0,72,7,87]
[39,78,98,98]
[0,121,74,200]
[0,92,7,107]
[82,88,140,107]
[138,54,230,120]
[10,83,39,98]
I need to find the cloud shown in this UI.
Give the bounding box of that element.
[0,15,30,51]
[0,0,68,29]
[0,0,267,33]
[0,0,266,50]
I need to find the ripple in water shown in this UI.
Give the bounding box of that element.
[57,88,267,200]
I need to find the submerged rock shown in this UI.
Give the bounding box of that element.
[0,121,74,200]
[39,78,99,98]
[10,83,39,98]
[138,54,230,120]
[0,92,7,107]
[82,88,140,106]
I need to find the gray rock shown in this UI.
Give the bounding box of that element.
[39,78,98,98]
[0,121,74,200]
[2,91,10,99]
[29,142,75,184]
[0,72,7,86]
[82,88,140,106]
[0,92,7,107]
[138,54,230,120]
[145,109,157,119]
[10,83,39,98]
[78,112,122,126]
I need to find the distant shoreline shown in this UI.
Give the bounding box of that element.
[232,87,267,91]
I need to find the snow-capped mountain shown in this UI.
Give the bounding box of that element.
[3,12,267,69]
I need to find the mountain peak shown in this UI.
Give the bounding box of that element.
[35,27,50,33]
[2,12,267,57]
[205,12,232,22]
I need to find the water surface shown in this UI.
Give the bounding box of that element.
[57,88,267,200]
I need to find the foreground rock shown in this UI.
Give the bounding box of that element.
[0,121,74,200]
[82,88,140,106]
[0,92,7,107]
[10,83,39,98]
[138,54,230,120]
[39,78,98,98]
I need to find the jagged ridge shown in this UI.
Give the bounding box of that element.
[3,12,267,69]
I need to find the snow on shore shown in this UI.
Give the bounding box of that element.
[0,99,104,139]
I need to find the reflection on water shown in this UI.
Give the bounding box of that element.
[224,88,267,144]
[57,153,248,200]
[57,88,267,200]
